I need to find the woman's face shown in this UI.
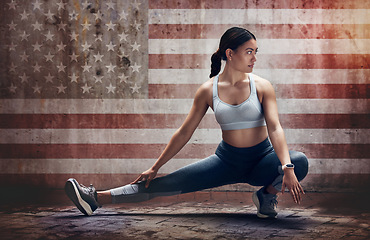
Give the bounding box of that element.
[228,39,258,73]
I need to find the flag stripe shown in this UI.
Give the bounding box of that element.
[0,144,368,159]
[149,69,370,84]
[1,158,369,174]
[1,129,368,144]
[149,9,370,25]
[149,54,370,69]
[149,39,370,54]
[1,99,368,114]
[149,24,370,39]
[149,0,370,9]
[1,114,368,129]
[149,84,370,99]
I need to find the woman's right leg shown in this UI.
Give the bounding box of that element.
[107,154,241,204]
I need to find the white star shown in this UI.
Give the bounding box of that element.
[57,21,67,31]
[81,20,91,31]
[131,41,141,51]
[8,42,17,51]
[118,32,128,42]
[106,63,116,73]
[57,42,66,52]
[69,10,78,21]
[19,52,29,62]
[32,84,42,94]
[130,83,141,94]
[32,0,43,11]
[44,10,54,21]
[106,0,115,10]
[32,42,42,52]
[93,52,104,62]
[20,10,30,20]
[7,0,17,10]
[44,52,54,62]
[106,41,116,52]
[93,75,103,83]
[32,21,43,31]
[44,73,54,83]
[119,10,128,20]
[130,62,141,73]
[118,73,129,83]
[20,31,30,41]
[57,62,66,72]
[81,41,92,52]
[56,0,67,11]
[106,83,116,94]
[81,1,91,9]
[7,21,17,31]
[44,31,54,41]
[131,0,141,10]
[56,84,67,94]
[32,62,42,72]
[94,34,103,42]
[70,31,79,41]
[81,83,92,93]
[133,21,141,31]
[118,48,129,58]
[19,73,30,83]
[69,52,79,62]
[9,63,17,72]
[9,83,17,93]
[93,10,103,20]
[105,21,116,31]
[69,73,78,83]
[82,62,92,72]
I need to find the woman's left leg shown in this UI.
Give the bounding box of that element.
[246,150,309,218]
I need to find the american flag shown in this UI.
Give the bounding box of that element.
[0,0,369,191]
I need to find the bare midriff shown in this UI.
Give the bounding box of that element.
[221,126,268,148]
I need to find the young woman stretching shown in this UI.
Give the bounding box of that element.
[65,27,309,219]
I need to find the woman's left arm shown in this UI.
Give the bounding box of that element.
[259,79,304,204]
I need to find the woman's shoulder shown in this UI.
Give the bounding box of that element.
[251,73,275,98]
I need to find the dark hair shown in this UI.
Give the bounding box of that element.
[209,27,256,78]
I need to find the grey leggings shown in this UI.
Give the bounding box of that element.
[110,138,309,203]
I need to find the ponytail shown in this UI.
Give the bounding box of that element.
[209,50,222,78]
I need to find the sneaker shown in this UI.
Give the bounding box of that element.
[252,187,278,218]
[65,178,101,216]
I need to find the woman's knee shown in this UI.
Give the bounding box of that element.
[290,151,309,181]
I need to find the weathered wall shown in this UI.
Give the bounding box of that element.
[0,0,369,192]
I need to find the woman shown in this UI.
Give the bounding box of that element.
[65,27,309,219]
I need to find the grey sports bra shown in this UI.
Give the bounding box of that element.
[212,74,266,130]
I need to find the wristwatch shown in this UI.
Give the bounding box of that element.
[282,163,295,171]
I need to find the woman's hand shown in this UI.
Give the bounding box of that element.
[131,168,158,188]
[281,169,305,204]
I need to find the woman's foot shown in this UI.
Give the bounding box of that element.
[65,178,101,216]
[252,187,278,218]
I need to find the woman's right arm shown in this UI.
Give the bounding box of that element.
[131,81,211,187]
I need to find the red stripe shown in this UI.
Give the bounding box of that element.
[149,24,370,39]
[149,84,370,99]
[149,0,369,9]
[0,144,368,159]
[149,54,370,69]
[1,114,368,129]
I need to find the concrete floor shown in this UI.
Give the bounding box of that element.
[0,189,369,239]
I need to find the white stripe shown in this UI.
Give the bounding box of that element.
[1,158,369,174]
[149,69,370,84]
[149,39,370,54]
[1,129,368,144]
[149,9,370,24]
[0,99,368,114]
